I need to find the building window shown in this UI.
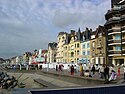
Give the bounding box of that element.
[77,50,79,55]
[83,51,86,55]
[71,52,74,57]
[83,44,85,48]
[77,43,79,48]
[77,58,79,62]
[87,51,90,55]
[87,43,90,48]
[115,46,121,50]
[66,47,67,50]
[115,35,121,40]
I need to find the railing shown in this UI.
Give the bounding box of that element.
[122,50,125,54]
[121,14,125,18]
[108,27,121,32]
[121,4,125,9]
[122,39,125,42]
[108,17,120,21]
[108,40,121,44]
[108,50,121,54]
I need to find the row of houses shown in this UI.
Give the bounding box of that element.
[47,0,125,66]
[7,0,125,66]
[10,49,47,65]
[47,26,106,66]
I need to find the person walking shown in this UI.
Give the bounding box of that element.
[99,65,104,79]
[68,65,70,74]
[56,65,58,71]
[79,64,84,76]
[71,65,74,75]
[118,67,120,77]
[91,65,95,77]
[104,65,109,81]
[74,65,77,73]
[124,66,125,80]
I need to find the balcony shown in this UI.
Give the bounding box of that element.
[122,49,125,55]
[108,40,121,45]
[105,8,120,20]
[108,27,121,32]
[108,17,120,21]
[122,39,125,44]
[105,17,120,26]
[121,26,125,33]
[120,4,125,12]
[108,32,121,35]
[120,14,125,22]
[108,50,121,54]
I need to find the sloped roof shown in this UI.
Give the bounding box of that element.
[95,25,106,37]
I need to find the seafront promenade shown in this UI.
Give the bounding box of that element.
[0,65,125,94]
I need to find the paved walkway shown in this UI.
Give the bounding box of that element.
[40,68,101,80]
[40,67,124,80]
[8,72,80,88]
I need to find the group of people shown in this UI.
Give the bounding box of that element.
[68,65,78,75]
[56,63,125,83]
[56,64,64,72]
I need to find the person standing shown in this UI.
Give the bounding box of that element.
[56,65,58,71]
[124,66,125,80]
[71,65,74,75]
[74,65,77,73]
[99,65,104,79]
[118,67,121,77]
[91,65,95,76]
[104,65,109,80]
[79,64,84,76]
[68,65,70,75]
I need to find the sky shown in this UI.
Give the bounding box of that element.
[0,0,111,58]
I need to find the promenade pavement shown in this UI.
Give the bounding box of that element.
[39,67,124,81]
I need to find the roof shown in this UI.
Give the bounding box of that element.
[95,25,106,37]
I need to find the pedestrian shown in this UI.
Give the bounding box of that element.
[99,64,104,79]
[74,65,77,73]
[79,64,84,76]
[71,65,74,75]
[118,67,120,77]
[40,65,42,70]
[91,65,95,76]
[68,65,70,74]
[109,70,117,82]
[104,65,109,81]
[59,65,61,72]
[56,65,58,71]
[124,66,125,80]
[109,64,114,74]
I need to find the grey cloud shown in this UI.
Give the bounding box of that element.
[52,0,110,30]
[52,11,82,28]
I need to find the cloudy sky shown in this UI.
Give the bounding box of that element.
[0,0,110,58]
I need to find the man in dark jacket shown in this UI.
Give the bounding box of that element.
[104,65,109,80]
